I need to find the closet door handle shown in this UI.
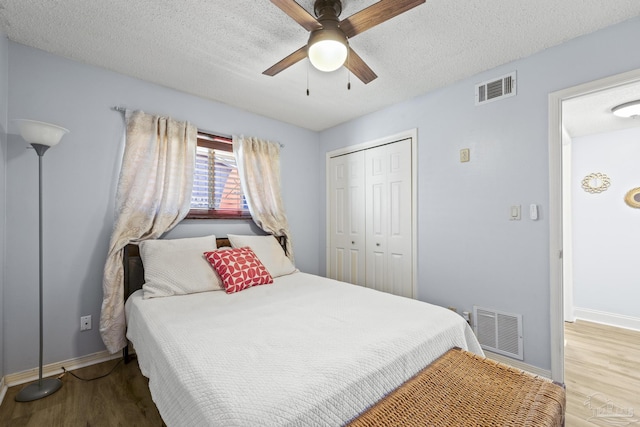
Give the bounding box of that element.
[351,241,355,245]
[376,243,380,247]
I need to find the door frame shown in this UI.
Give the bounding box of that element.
[548,68,640,383]
[325,128,418,297]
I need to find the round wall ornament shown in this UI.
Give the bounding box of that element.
[581,172,611,194]
[624,187,640,208]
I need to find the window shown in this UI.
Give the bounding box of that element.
[186,133,251,219]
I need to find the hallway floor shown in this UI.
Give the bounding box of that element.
[564,320,640,426]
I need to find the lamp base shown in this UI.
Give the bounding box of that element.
[15,378,63,402]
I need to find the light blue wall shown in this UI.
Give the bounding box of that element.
[572,127,640,318]
[0,32,8,380]
[4,42,321,375]
[4,16,640,376]
[319,17,640,370]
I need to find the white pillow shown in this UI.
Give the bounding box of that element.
[227,234,296,278]
[139,235,223,298]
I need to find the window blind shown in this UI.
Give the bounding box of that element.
[190,135,249,217]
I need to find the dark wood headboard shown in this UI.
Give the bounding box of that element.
[122,237,232,301]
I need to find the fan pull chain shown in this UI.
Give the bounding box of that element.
[347,48,351,90]
[306,59,310,96]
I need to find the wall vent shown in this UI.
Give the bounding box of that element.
[475,71,517,105]
[473,305,523,360]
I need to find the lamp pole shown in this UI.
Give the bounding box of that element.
[13,121,68,402]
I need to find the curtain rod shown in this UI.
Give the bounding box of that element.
[111,106,283,147]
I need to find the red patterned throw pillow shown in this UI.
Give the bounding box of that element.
[204,247,273,294]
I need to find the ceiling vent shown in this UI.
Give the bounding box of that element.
[473,305,523,360]
[475,71,517,105]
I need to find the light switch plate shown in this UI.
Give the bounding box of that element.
[510,205,521,220]
[460,148,470,163]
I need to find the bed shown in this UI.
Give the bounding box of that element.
[123,235,483,426]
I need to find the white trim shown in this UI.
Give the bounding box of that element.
[484,351,552,379]
[326,129,417,158]
[325,128,418,298]
[573,308,640,332]
[561,131,575,323]
[4,350,120,387]
[548,88,565,384]
[548,67,640,384]
[0,377,7,407]
[411,130,418,299]
[325,147,332,278]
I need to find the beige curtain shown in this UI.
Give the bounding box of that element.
[233,136,294,260]
[100,110,197,353]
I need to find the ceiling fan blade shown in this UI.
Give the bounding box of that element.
[270,0,322,32]
[340,0,426,38]
[346,47,377,84]
[263,45,308,76]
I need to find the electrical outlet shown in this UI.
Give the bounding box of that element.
[80,315,92,331]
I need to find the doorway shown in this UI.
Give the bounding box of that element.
[548,68,640,382]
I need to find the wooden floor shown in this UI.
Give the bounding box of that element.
[1,320,638,426]
[0,357,164,427]
[564,320,640,426]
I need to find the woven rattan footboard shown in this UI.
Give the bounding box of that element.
[348,347,565,427]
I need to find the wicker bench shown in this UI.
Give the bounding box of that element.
[348,347,565,427]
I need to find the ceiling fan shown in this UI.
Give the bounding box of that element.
[263,0,426,84]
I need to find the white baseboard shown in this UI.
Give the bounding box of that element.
[573,307,640,332]
[484,351,552,379]
[4,350,121,387]
[0,376,7,407]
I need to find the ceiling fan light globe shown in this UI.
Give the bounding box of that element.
[308,40,348,72]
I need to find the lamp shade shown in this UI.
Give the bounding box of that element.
[611,100,640,118]
[307,27,348,72]
[14,119,69,146]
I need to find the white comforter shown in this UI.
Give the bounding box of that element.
[126,272,483,426]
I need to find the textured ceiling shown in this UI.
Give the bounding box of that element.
[1,1,640,131]
[563,80,640,138]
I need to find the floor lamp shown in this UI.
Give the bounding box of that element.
[13,119,69,402]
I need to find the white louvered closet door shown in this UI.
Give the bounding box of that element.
[328,151,366,286]
[365,139,413,298]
